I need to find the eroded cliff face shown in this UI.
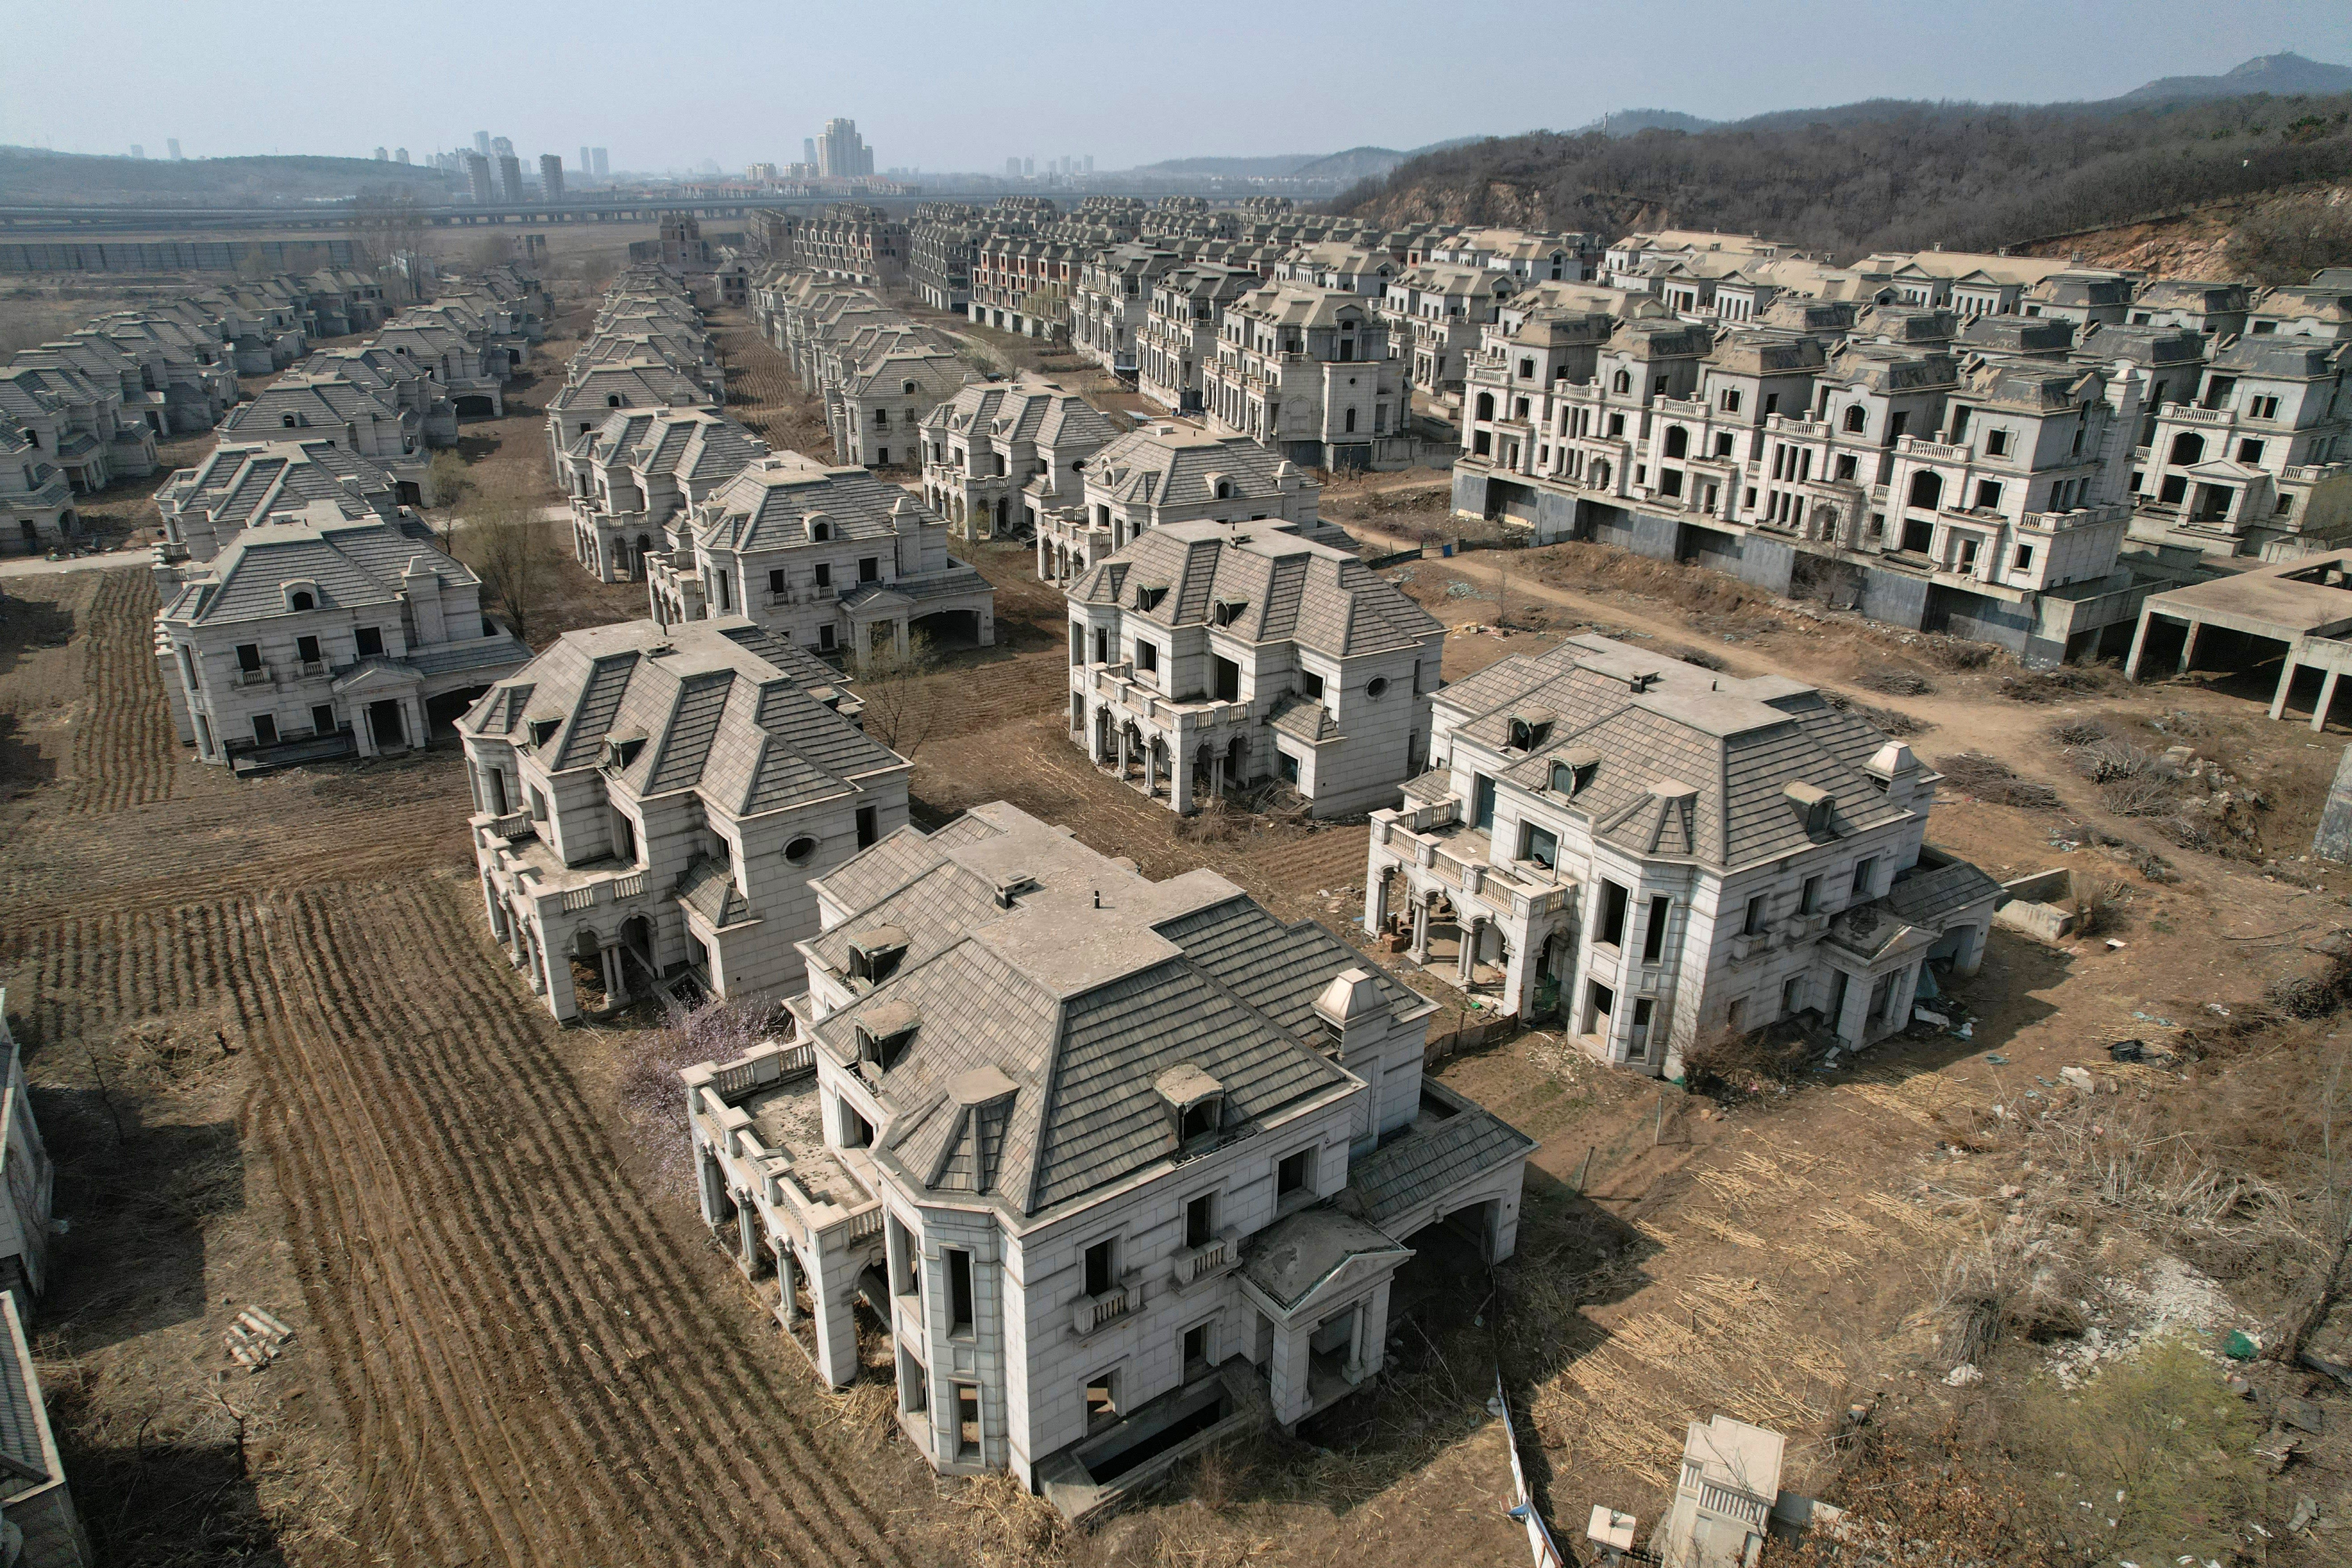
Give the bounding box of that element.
[2011,181,2351,282]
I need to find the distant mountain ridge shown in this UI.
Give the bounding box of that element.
[2121,51,2352,103]
[0,145,446,207]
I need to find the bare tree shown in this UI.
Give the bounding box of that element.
[848,631,941,758]
[2268,1036,2352,1367]
[453,485,547,645]
[347,185,428,277]
[426,450,471,546]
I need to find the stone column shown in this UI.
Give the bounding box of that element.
[1172,736,1194,815]
[1458,915,1482,984]
[1834,969,1871,1045]
[2316,669,2341,733]
[1363,864,1388,935]
[695,1143,725,1227]
[1409,894,1431,965]
[735,1199,764,1276]
[1503,925,1534,1016]
[1143,741,1159,800]
[2175,618,2202,676]
[776,1248,800,1325]
[811,1244,863,1388]
[2268,656,2305,721]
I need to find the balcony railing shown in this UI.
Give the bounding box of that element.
[1070,1281,1136,1336]
[232,665,273,687]
[1171,1232,1237,1288]
[486,810,535,842]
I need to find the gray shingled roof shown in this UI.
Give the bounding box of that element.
[802,805,1365,1219]
[462,617,905,819]
[1351,1101,1538,1229]
[1463,636,1914,871]
[1071,520,1440,659]
[160,518,479,626]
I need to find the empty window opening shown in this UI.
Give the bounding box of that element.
[1641,896,1671,963]
[946,1248,975,1333]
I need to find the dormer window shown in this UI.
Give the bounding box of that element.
[1211,598,1246,627]
[1133,583,1166,611]
[1506,711,1555,751]
[848,924,910,986]
[602,734,645,770]
[1155,1065,1224,1152]
[1784,781,1836,836]
[1549,747,1601,796]
[527,718,557,748]
[854,999,920,1071]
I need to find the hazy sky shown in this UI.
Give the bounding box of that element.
[6,0,2352,173]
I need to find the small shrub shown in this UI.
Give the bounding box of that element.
[2069,873,2121,938]
[2047,717,2110,746]
[1823,690,1930,736]
[1855,667,1935,696]
[1920,636,1995,671]
[1666,642,1726,671]
[1999,666,2119,703]
[1937,753,2063,811]
[1936,1220,2087,1362]
[2100,772,2183,818]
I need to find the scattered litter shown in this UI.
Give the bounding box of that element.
[1943,1362,1982,1387]
[2104,938,2127,950]
[2222,1329,2260,1360]
[1984,1053,2008,1065]
[2110,1040,2147,1062]
[2205,1003,2230,1017]
[1956,1022,1973,1039]
[2060,1066,2095,1093]
[1913,1007,1949,1028]
[2289,1496,2319,1534]
[223,1305,296,1376]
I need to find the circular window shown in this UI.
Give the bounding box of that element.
[1366,677,1389,698]
[784,836,818,865]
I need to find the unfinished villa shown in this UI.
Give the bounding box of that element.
[156,510,531,773]
[919,374,1119,544]
[459,618,910,1022]
[681,801,1534,1514]
[1365,635,1999,1075]
[1066,516,1443,818]
[647,452,996,659]
[1034,419,1327,585]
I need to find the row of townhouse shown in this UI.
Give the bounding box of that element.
[1449,270,2352,661]
[759,205,913,289]
[906,197,1066,313]
[159,265,545,567]
[680,799,1535,1510]
[143,268,546,768]
[548,270,724,507]
[5,266,455,556]
[750,269,971,469]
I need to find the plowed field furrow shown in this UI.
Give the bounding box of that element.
[360,884,914,1563]
[244,881,914,1568]
[64,569,177,816]
[388,898,906,1564]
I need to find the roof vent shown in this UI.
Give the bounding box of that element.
[1628,670,1661,694]
[992,871,1039,909]
[1783,781,1836,836]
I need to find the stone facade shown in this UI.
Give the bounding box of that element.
[647,452,995,659]
[1201,282,1416,470]
[1033,420,1324,585]
[460,617,910,1022]
[681,801,1533,1509]
[561,406,769,583]
[1065,512,1442,818]
[1366,635,1998,1072]
[919,375,1120,543]
[156,510,531,771]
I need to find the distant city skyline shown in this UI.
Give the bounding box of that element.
[4,0,2350,173]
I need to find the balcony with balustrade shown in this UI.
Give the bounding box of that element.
[684,1036,886,1385]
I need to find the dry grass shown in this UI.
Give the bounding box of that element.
[1855,667,1935,696]
[1935,752,2063,811]
[1821,690,1931,737]
[1998,665,2121,703]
